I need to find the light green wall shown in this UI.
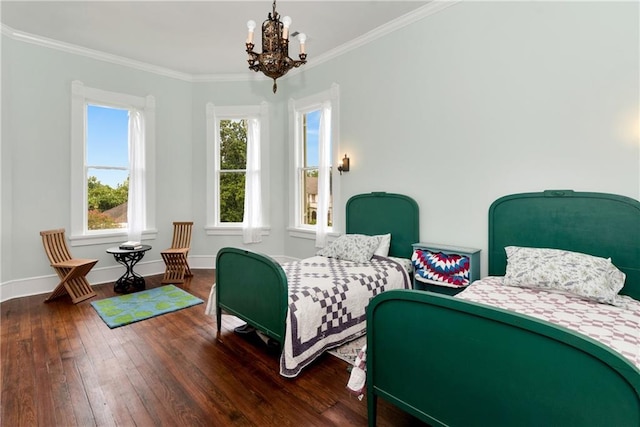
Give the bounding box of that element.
[2,1,639,287]
[283,0,640,259]
[2,37,196,280]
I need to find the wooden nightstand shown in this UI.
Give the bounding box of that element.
[411,243,480,296]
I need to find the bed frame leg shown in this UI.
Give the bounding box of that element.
[216,306,222,342]
[367,393,377,427]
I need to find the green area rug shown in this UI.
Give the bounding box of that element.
[91,285,203,328]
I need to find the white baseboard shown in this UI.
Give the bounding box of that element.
[0,255,216,303]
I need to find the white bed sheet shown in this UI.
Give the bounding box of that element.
[458,276,640,369]
[347,277,640,396]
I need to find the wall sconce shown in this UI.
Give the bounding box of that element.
[337,154,350,175]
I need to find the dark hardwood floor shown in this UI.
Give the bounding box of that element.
[1,269,428,426]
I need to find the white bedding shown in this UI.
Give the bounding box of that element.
[347,277,640,396]
[458,277,640,369]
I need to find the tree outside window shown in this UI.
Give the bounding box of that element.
[219,119,247,223]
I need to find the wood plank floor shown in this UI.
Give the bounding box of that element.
[1,269,428,426]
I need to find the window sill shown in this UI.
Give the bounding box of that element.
[287,227,339,240]
[205,226,271,236]
[69,229,158,247]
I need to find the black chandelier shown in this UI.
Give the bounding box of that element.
[246,0,307,93]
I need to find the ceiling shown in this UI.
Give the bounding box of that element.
[1,1,430,78]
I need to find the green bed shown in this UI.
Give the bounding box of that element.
[366,190,640,426]
[215,192,419,369]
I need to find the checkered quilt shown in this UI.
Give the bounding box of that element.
[279,255,410,377]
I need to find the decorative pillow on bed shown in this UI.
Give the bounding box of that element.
[373,233,391,257]
[411,249,471,287]
[503,246,626,305]
[316,234,379,263]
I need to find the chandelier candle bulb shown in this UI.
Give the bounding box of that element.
[298,33,306,54]
[247,20,256,44]
[282,16,291,39]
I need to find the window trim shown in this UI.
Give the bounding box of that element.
[205,102,270,235]
[70,81,157,246]
[288,84,342,238]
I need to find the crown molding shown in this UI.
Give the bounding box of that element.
[190,72,265,83]
[1,2,460,84]
[307,1,461,71]
[1,23,197,81]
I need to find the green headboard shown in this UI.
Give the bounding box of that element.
[346,192,419,259]
[488,189,640,300]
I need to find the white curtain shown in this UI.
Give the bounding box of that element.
[243,118,263,243]
[315,102,332,248]
[127,109,146,242]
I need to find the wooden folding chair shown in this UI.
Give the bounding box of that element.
[160,221,193,284]
[40,229,98,304]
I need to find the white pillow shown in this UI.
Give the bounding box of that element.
[373,233,391,257]
[503,246,626,305]
[316,234,379,263]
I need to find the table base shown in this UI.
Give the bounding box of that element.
[112,251,146,293]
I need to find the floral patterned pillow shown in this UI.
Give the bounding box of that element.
[503,246,626,305]
[316,234,380,263]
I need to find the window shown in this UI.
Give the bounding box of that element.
[205,103,269,237]
[299,109,332,227]
[86,105,129,230]
[218,118,248,223]
[70,81,156,245]
[289,84,341,244]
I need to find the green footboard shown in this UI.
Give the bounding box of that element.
[215,247,288,345]
[367,290,640,427]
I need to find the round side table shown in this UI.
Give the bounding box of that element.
[106,245,152,293]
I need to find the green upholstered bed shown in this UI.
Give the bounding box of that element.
[366,190,640,426]
[214,192,419,373]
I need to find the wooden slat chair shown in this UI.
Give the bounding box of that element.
[40,229,98,304]
[160,221,194,284]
